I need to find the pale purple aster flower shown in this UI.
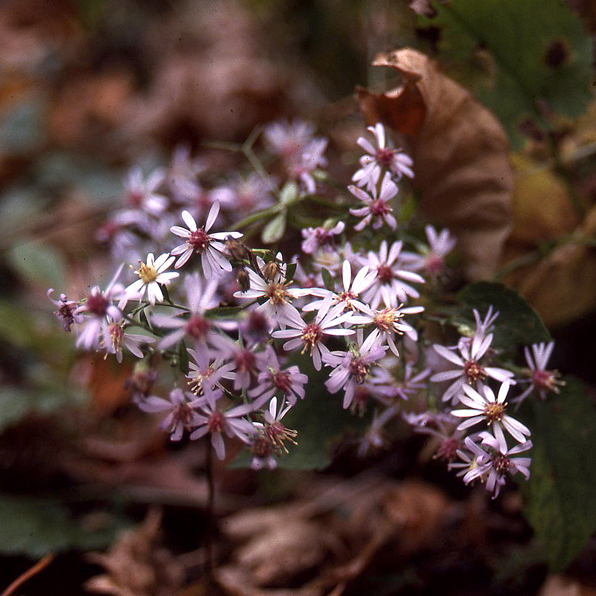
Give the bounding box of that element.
[352,123,414,192]
[515,341,564,405]
[189,392,257,460]
[403,410,463,461]
[239,308,275,345]
[349,172,398,231]
[401,225,456,278]
[301,221,345,255]
[449,436,490,485]
[452,382,531,451]
[250,396,298,469]
[167,144,206,191]
[124,252,179,306]
[186,348,235,395]
[104,321,155,363]
[47,289,84,332]
[233,256,315,326]
[473,306,500,338]
[171,176,233,222]
[249,346,308,405]
[362,240,425,308]
[372,360,431,402]
[226,172,275,213]
[350,303,424,356]
[138,388,202,441]
[209,334,264,391]
[288,137,328,194]
[430,332,514,403]
[323,330,387,409]
[170,202,242,275]
[263,119,316,160]
[123,166,168,215]
[76,266,124,350]
[474,431,532,498]
[358,404,401,457]
[272,297,356,371]
[302,260,377,315]
[151,272,221,351]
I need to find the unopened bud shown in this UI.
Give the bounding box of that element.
[262,260,281,281]
[237,268,250,291]
[226,238,250,261]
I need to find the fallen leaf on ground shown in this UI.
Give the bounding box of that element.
[86,508,185,596]
[357,48,513,280]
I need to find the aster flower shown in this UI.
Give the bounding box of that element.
[362,240,425,308]
[323,331,387,409]
[272,296,356,370]
[403,410,463,461]
[515,341,564,405]
[186,348,235,395]
[189,392,257,460]
[123,166,168,215]
[249,347,308,405]
[288,137,328,194]
[233,255,315,326]
[210,334,264,391]
[301,221,345,255]
[170,202,242,275]
[350,303,423,356]
[430,331,514,403]
[47,289,84,332]
[302,260,377,315]
[372,360,430,402]
[151,272,222,351]
[358,405,401,457]
[352,123,414,192]
[226,172,275,213]
[349,173,398,231]
[138,388,202,441]
[452,382,531,451]
[104,321,155,363]
[171,176,233,222]
[401,225,456,278]
[263,119,316,160]
[76,266,124,350]
[124,252,179,305]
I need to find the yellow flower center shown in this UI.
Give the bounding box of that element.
[138,262,158,284]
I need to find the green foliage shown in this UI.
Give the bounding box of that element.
[457,282,550,349]
[423,0,593,146]
[261,212,287,244]
[8,241,67,291]
[520,377,596,570]
[0,495,131,556]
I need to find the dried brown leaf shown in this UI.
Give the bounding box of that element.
[86,508,185,596]
[357,48,514,280]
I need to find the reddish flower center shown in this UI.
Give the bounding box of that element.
[109,324,123,351]
[349,356,370,384]
[370,199,391,217]
[188,229,210,252]
[464,360,486,382]
[376,265,394,283]
[186,315,210,340]
[425,254,444,275]
[301,323,323,351]
[272,370,292,394]
[493,453,511,474]
[128,190,144,207]
[436,437,461,461]
[376,147,395,166]
[174,402,194,426]
[86,293,109,316]
[235,349,256,374]
[532,369,556,391]
[207,410,225,433]
[251,435,274,458]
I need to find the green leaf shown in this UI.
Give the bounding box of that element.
[0,494,131,556]
[423,0,593,146]
[8,241,66,291]
[321,268,335,291]
[261,212,287,244]
[286,262,297,282]
[178,340,189,375]
[457,281,550,349]
[521,377,596,571]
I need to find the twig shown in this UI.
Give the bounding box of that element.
[1,554,54,596]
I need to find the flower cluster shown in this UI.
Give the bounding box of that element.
[49,121,559,496]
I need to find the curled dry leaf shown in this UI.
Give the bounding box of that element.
[505,205,596,328]
[86,508,185,596]
[356,48,514,280]
[216,478,449,596]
